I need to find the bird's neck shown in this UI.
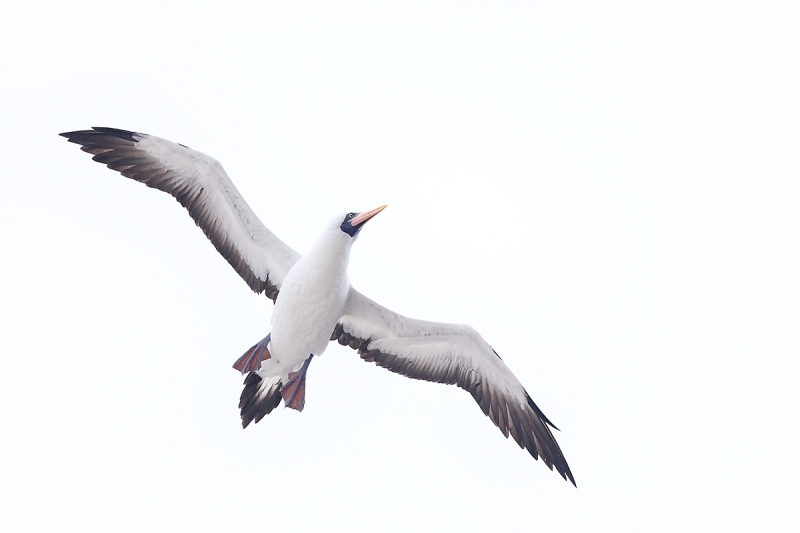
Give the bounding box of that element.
[303,230,353,277]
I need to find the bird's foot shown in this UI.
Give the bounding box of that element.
[232,333,271,374]
[281,354,314,412]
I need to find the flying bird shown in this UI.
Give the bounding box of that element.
[60,127,575,486]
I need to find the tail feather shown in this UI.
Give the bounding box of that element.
[240,372,282,428]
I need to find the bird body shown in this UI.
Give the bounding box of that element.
[61,127,576,486]
[269,218,352,376]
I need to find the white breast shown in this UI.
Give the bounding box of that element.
[269,227,353,370]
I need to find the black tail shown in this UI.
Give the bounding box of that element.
[239,373,282,428]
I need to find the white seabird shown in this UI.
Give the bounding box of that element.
[61,127,575,486]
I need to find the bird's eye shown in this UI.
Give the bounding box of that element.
[348,213,354,218]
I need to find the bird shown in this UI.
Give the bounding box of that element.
[60,126,576,486]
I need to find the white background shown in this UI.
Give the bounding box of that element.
[1,2,798,531]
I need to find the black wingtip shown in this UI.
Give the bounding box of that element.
[59,127,140,143]
[90,127,139,142]
[561,464,577,487]
[524,391,560,431]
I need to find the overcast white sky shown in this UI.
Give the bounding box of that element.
[1,1,798,531]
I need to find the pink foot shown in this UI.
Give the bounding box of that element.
[281,355,314,411]
[233,333,271,374]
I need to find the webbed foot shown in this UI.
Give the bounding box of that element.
[281,354,314,412]
[232,333,271,374]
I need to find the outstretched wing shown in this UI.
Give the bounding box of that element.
[333,288,575,486]
[61,127,300,299]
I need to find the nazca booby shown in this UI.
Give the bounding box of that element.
[60,127,575,486]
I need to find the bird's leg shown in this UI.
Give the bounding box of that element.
[232,332,271,374]
[281,354,314,412]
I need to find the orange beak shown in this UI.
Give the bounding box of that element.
[350,205,387,227]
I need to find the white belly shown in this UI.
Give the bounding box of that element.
[268,253,349,374]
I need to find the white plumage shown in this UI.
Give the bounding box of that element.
[61,127,575,486]
[268,218,354,380]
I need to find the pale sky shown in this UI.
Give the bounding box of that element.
[1,1,798,531]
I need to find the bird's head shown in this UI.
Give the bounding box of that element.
[339,205,387,238]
